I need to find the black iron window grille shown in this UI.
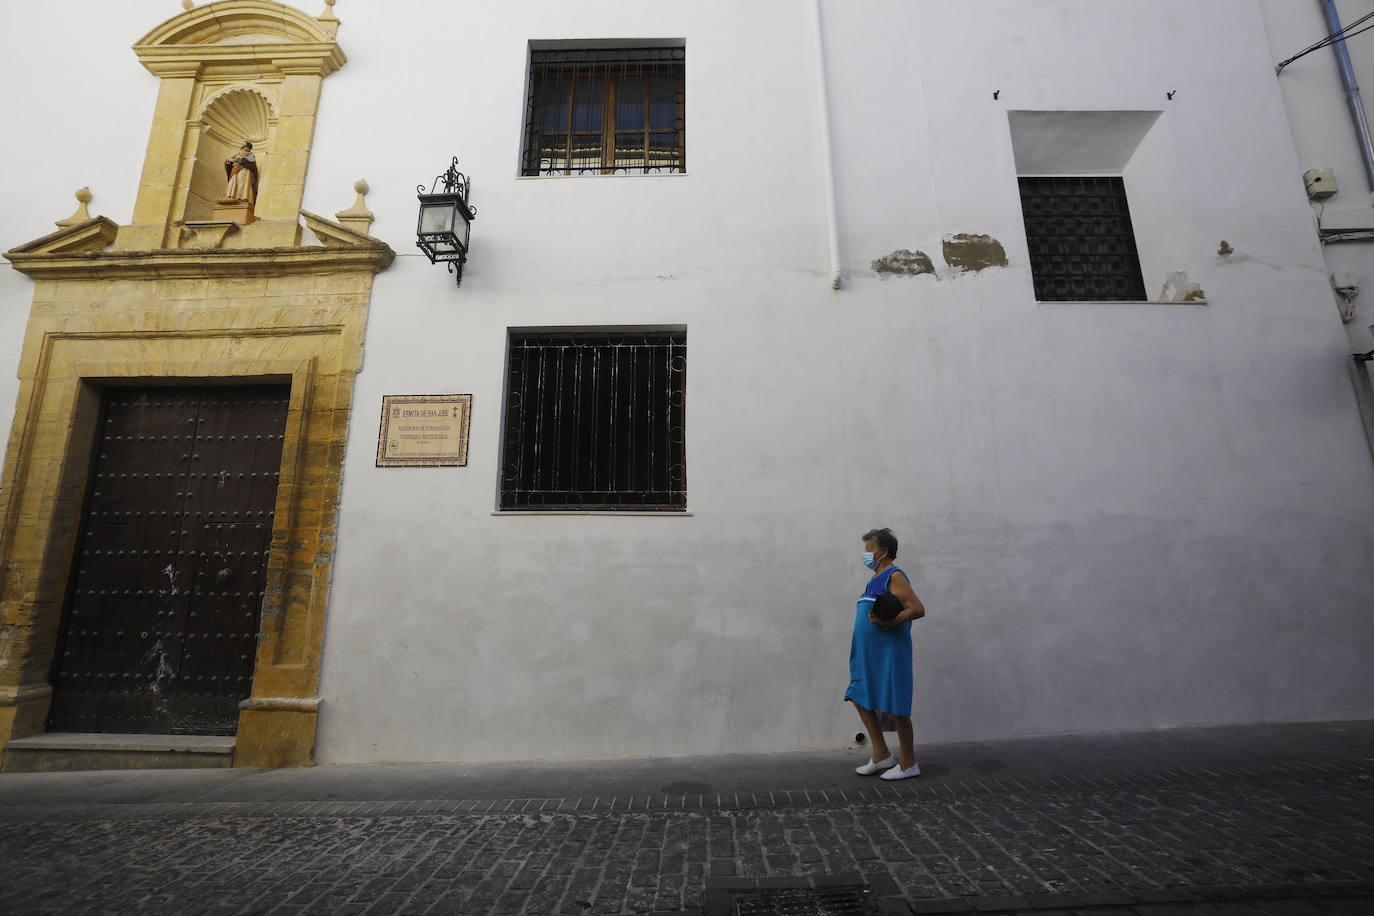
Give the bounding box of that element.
[500,330,687,511]
[1018,176,1148,302]
[522,47,685,176]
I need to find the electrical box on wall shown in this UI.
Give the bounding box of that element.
[1304,168,1337,199]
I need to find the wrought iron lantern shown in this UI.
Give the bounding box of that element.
[416,157,477,286]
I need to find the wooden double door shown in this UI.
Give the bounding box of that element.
[48,384,290,735]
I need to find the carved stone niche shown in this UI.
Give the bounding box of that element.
[113,0,346,251]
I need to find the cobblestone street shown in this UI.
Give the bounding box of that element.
[2,723,1372,914]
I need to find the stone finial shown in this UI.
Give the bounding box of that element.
[335,178,375,234]
[55,187,94,228]
[181,0,194,9]
[317,0,340,36]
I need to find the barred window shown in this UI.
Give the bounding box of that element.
[522,46,685,176]
[500,330,687,511]
[1018,176,1148,302]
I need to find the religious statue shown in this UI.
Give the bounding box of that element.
[223,142,259,205]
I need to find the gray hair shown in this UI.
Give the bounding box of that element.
[862,527,898,560]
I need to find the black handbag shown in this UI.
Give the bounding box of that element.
[872,590,903,622]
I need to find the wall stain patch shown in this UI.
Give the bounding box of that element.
[872,249,936,278]
[942,234,1008,273]
[1159,269,1206,302]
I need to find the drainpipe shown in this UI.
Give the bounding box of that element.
[810,0,843,289]
[1320,0,1374,205]
[1351,350,1374,463]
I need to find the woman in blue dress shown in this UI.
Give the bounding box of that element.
[846,527,925,780]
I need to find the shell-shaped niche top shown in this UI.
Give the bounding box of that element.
[201,88,274,147]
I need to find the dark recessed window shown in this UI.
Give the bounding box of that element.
[1018,176,1147,302]
[522,47,685,176]
[500,330,686,511]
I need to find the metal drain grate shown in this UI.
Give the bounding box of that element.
[731,884,879,915]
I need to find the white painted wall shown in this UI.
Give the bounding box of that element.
[0,0,160,523]
[1261,0,1374,350]
[2,1,1372,764]
[1264,0,1374,205]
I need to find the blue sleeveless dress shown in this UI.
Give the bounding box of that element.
[844,566,913,717]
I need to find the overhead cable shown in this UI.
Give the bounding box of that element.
[1276,10,1374,73]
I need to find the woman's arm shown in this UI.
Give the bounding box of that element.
[884,570,925,626]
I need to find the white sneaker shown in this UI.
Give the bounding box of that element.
[880,761,921,780]
[855,755,897,776]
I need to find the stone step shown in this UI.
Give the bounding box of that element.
[2,733,236,772]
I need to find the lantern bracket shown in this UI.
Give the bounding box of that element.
[418,157,478,220]
[415,156,477,286]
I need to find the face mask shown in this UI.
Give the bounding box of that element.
[862,552,879,570]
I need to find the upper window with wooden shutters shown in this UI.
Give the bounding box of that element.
[521,46,685,176]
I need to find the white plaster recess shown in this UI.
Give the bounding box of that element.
[1008,110,1200,302]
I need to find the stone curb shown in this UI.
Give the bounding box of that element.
[904,880,1374,913]
[617,879,1374,916]
[0,758,1368,824]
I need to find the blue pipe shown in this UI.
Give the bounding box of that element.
[1320,0,1374,200]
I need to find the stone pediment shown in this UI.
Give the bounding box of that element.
[6,211,393,278]
[4,217,119,257]
[133,1,344,78]
[300,210,379,249]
